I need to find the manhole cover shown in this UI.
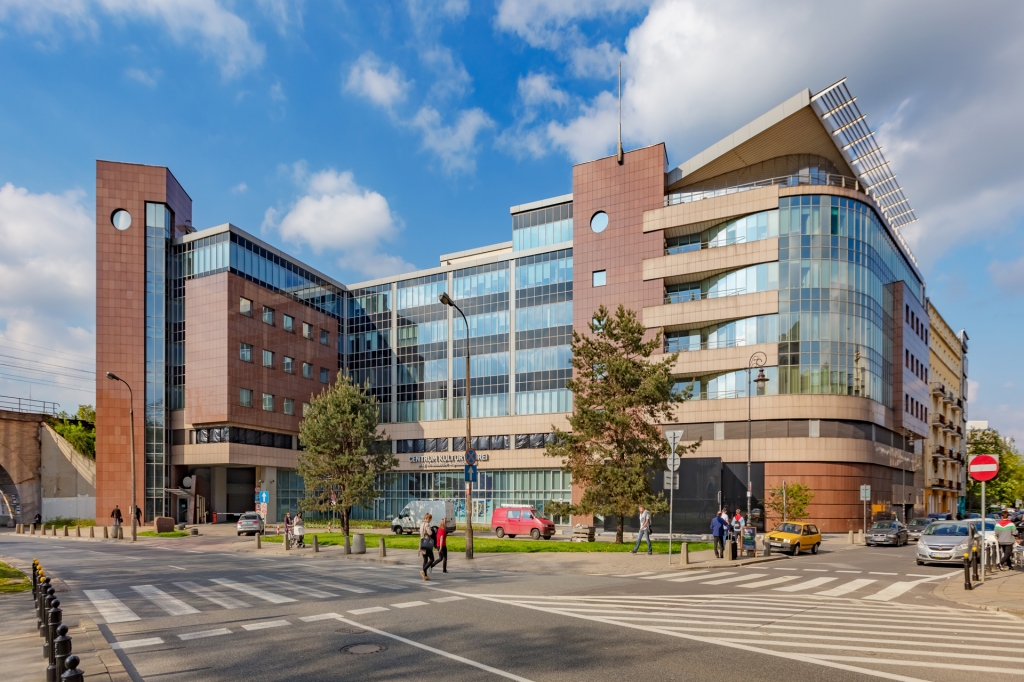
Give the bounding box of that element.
[335,628,365,635]
[342,643,387,655]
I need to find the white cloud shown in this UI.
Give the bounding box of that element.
[269,80,285,102]
[494,0,648,50]
[411,106,494,175]
[545,90,618,162]
[256,0,303,36]
[421,45,471,101]
[124,66,160,87]
[344,52,411,111]
[0,0,264,78]
[569,40,621,78]
[518,72,568,108]
[496,73,571,160]
[406,0,469,36]
[265,164,414,278]
[231,182,248,194]
[0,183,96,407]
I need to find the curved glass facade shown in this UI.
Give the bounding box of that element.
[776,195,920,406]
[665,314,779,353]
[666,208,779,254]
[666,262,779,303]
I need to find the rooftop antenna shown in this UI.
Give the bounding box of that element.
[616,60,624,165]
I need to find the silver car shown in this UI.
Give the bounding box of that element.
[906,518,932,541]
[236,512,265,536]
[916,520,997,566]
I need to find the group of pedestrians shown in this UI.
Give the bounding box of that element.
[109,505,141,528]
[282,512,306,547]
[418,513,448,580]
[711,508,747,558]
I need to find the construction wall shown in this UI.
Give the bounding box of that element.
[40,424,96,521]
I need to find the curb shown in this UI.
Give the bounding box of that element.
[931,573,1024,619]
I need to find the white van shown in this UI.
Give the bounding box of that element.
[391,500,456,535]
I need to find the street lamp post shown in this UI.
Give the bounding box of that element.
[439,292,474,559]
[747,352,768,529]
[105,372,137,542]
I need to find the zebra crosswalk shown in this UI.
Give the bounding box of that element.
[463,591,1022,680]
[613,568,955,601]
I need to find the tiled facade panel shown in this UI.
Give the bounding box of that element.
[95,161,191,525]
[766,461,898,533]
[183,274,230,425]
[572,146,667,333]
[894,282,930,439]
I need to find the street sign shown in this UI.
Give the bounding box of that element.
[667,454,680,472]
[465,449,477,466]
[969,454,999,482]
[663,471,679,490]
[257,490,269,504]
[464,464,478,483]
[859,485,871,501]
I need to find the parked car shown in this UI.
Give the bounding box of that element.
[916,520,997,565]
[391,500,456,535]
[866,520,909,546]
[926,513,954,521]
[764,522,821,555]
[491,505,555,540]
[236,512,264,536]
[906,517,932,541]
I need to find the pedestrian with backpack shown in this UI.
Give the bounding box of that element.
[430,518,449,574]
[711,512,730,558]
[419,513,436,580]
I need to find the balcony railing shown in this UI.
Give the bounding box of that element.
[665,338,761,353]
[665,173,860,207]
[0,395,61,416]
[664,286,750,305]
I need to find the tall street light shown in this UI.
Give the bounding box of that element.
[106,372,137,542]
[439,292,474,559]
[747,352,768,530]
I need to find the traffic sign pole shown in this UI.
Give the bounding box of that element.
[968,454,1000,583]
[665,431,682,565]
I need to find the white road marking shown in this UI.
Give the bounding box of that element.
[432,596,466,603]
[242,619,290,631]
[738,576,800,588]
[803,568,828,572]
[802,654,1024,675]
[349,606,389,615]
[251,575,338,598]
[178,628,231,641]
[701,573,768,585]
[773,567,799,571]
[905,574,939,578]
[131,585,200,616]
[666,572,733,583]
[210,578,296,604]
[639,572,688,580]
[111,637,163,650]
[300,614,339,622]
[836,570,862,573]
[168,566,187,570]
[862,582,921,602]
[870,572,898,576]
[392,601,428,608]
[185,550,203,554]
[613,572,655,577]
[84,590,140,623]
[773,577,838,592]
[174,582,250,609]
[814,579,877,597]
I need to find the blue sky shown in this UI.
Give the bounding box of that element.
[1,1,1023,439]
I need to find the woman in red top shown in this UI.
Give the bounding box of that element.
[430,518,448,574]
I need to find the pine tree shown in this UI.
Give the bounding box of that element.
[297,375,395,535]
[545,304,699,543]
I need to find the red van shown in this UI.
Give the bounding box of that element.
[491,505,555,540]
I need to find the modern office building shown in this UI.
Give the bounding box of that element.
[925,304,968,515]
[95,78,961,532]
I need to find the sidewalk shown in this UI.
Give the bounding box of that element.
[0,556,129,682]
[934,567,1024,617]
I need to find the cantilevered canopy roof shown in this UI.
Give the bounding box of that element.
[666,79,918,267]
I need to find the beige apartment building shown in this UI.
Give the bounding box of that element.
[926,302,968,514]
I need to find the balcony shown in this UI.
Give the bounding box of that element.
[644,291,778,331]
[931,383,945,396]
[931,413,946,426]
[665,172,860,206]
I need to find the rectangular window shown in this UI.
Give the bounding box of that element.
[320,367,329,383]
[240,388,252,407]
[283,356,294,374]
[302,402,311,417]
[592,270,606,287]
[320,329,329,345]
[262,307,275,325]
[283,398,294,415]
[263,349,274,368]
[262,393,274,411]
[240,297,252,317]
[303,322,313,339]
[302,362,312,379]
[240,343,252,362]
[283,314,294,333]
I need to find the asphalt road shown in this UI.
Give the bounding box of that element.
[1,535,1015,682]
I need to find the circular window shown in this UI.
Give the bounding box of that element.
[590,211,608,233]
[111,210,132,231]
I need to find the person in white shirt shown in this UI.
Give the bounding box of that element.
[631,505,653,555]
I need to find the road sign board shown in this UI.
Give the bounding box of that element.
[667,454,680,471]
[464,464,478,483]
[859,484,871,501]
[663,471,679,490]
[465,449,477,466]
[969,454,999,482]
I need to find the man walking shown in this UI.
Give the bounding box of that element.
[430,518,449,574]
[111,505,122,527]
[631,505,652,555]
[994,510,1019,570]
[711,512,730,558]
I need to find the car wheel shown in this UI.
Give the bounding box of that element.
[495,527,505,538]
[393,527,402,535]
[811,542,820,555]
[866,542,874,547]
[916,559,924,565]
[791,544,800,556]
[237,532,242,536]
[530,529,541,540]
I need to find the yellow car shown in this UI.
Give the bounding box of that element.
[765,522,821,555]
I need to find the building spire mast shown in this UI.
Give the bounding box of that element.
[616,60,624,165]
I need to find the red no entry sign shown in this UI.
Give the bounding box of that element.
[969,454,999,482]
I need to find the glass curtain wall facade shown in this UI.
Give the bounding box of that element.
[145,202,171,521]
[396,274,448,422]
[346,284,393,422]
[515,248,573,414]
[453,261,510,418]
[512,202,573,251]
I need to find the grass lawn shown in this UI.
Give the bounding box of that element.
[137,531,190,538]
[44,517,96,528]
[262,532,712,554]
[0,560,30,593]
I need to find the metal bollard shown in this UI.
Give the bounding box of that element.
[51,525,56,536]
[353,533,366,554]
[54,624,71,677]
[284,531,290,551]
[89,527,94,539]
[40,583,53,637]
[849,530,854,544]
[117,526,124,540]
[972,547,980,582]
[964,552,973,590]
[681,541,689,564]
[61,654,84,682]
[75,526,80,537]
[62,526,68,537]
[343,533,351,555]
[45,597,62,665]
[763,541,771,557]
[30,524,36,535]
[103,526,108,539]
[32,560,39,597]
[379,535,386,558]
[313,535,319,553]
[255,534,261,549]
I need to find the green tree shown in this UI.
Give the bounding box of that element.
[545,304,698,543]
[297,375,395,535]
[967,427,1024,510]
[76,404,96,423]
[50,404,97,459]
[764,482,815,524]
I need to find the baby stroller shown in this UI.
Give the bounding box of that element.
[288,527,306,548]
